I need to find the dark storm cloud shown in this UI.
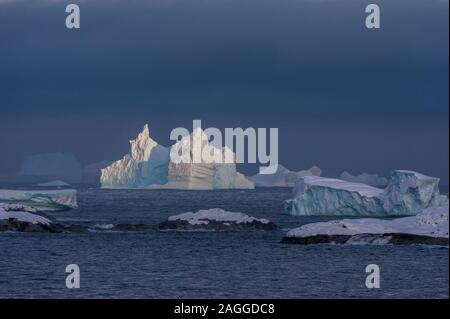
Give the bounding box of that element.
[0,0,448,181]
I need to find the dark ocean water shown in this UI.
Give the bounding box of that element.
[0,186,448,298]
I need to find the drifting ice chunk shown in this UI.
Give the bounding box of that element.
[0,189,77,212]
[282,206,449,245]
[248,164,322,187]
[284,170,448,216]
[339,171,388,187]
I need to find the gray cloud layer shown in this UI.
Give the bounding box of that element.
[0,0,448,182]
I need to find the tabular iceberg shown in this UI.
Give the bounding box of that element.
[284,170,448,216]
[281,206,449,246]
[101,124,254,190]
[339,171,388,187]
[0,189,77,212]
[248,164,322,187]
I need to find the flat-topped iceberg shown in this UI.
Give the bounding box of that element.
[0,203,63,233]
[284,170,448,216]
[0,189,77,212]
[282,206,449,246]
[36,180,71,187]
[101,124,254,190]
[339,171,387,187]
[248,164,322,187]
[159,208,276,230]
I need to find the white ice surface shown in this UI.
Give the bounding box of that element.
[168,208,271,225]
[0,203,52,225]
[286,206,449,238]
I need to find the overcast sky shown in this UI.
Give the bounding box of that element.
[0,0,448,182]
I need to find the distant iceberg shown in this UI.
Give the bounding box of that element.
[36,180,71,187]
[18,152,82,183]
[282,205,449,246]
[101,124,254,190]
[284,170,449,216]
[248,164,321,187]
[340,171,388,186]
[0,189,77,212]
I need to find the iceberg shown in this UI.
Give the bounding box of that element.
[101,124,170,188]
[281,206,449,246]
[18,152,82,183]
[0,189,77,212]
[36,180,71,187]
[101,124,254,190]
[284,170,448,216]
[248,164,322,187]
[339,171,388,186]
[159,208,276,230]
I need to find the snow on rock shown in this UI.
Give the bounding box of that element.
[340,171,388,187]
[284,170,448,216]
[18,152,82,183]
[101,124,254,190]
[0,203,63,232]
[0,189,77,212]
[36,180,71,187]
[282,206,449,246]
[248,164,322,187]
[159,208,276,230]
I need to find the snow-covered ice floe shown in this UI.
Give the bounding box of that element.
[281,206,449,246]
[284,170,449,216]
[101,124,254,190]
[159,208,276,230]
[248,164,322,187]
[0,189,77,212]
[0,203,63,232]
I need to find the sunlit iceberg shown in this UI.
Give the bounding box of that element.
[284,170,448,216]
[101,124,254,190]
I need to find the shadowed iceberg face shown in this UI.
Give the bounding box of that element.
[284,170,449,216]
